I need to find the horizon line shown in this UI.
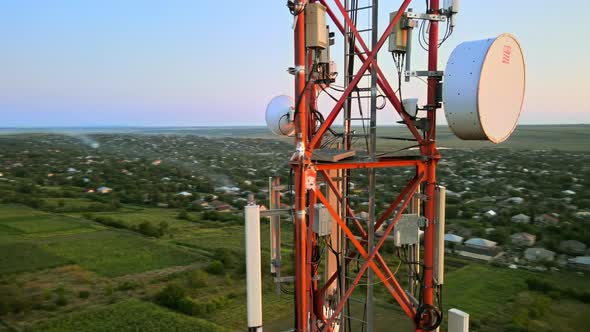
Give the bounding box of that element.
[1,123,589,130]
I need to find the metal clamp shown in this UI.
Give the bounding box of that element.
[405,70,444,78]
[414,192,429,201]
[287,66,306,76]
[417,216,428,228]
[405,12,447,22]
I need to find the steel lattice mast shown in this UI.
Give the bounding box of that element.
[248,1,525,330]
[289,1,441,331]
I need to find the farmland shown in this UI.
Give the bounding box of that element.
[0,202,294,331]
[27,299,225,332]
[0,125,589,331]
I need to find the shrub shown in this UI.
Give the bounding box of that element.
[43,303,58,312]
[214,248,236,268]
[11,298,31,313]
[94,216,126,229]
[176,296,230,317]
[116,280,143,291]
[563,288,590,303]
[78,290,91,299]
[155,284,186,309]
[55,293,67,306]
[177,210,190,220]
[178,297,203,316]
[0,301,8,315]
[235,260,246,276]
[138,221,163,237]
[158,221,170,235]
[43,288,52,300]
[206,260,225,275]
[525,278,557,293]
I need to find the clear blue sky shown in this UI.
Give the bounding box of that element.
[0,0,587,127]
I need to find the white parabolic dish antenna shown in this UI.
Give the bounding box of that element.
[443,33,526,143]
[265,95,295,136]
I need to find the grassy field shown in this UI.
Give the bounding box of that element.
[0,204,203,278]
[0,204,98,238]
[441,260,590,330]
[0,242,70,274]
[26,299,225,332]
[443,263,532,327]
[40,230,202,277]
[0,215,95,236]
[1,199,589,331]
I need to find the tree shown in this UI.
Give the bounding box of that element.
[446,205,459,219]
[489,228,510,245]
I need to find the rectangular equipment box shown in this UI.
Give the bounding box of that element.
[313,204,331,236]
[393,214,420,246]
[389,11,408,53]
[305,3,328,49]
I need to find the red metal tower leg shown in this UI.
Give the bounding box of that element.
[422,1,440,329]
[287,1,443,331]
[294,6,309,331]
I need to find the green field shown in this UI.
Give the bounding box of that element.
[441,262,590,330]
[0,215,94,236]
[0,204,98,238]
[0,204,203,278]
[26,299,224,332]
[0,242,70,274]
[40,230,202,277]
[1,203,588,331]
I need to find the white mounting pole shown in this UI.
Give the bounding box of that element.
[448,308,469,332]
[245,203,263,332]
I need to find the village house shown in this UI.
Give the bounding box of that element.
[511,213,531,224]
[96,186,112,194]
[535,213,559,225]
[568,256,590,271]
[504,197,524,205]
[559,240,587,255]
[209,200,232,212]
[215,186,240,194]
[483,210,497,218]
[510,232,536,247]
[524,248,555,262]
[456,238,501,262]
[444,234,463,252]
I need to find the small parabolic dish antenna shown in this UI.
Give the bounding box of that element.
[443,33,526,143]
[265,95,295,136]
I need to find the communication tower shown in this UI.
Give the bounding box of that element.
[246,1,525,331]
